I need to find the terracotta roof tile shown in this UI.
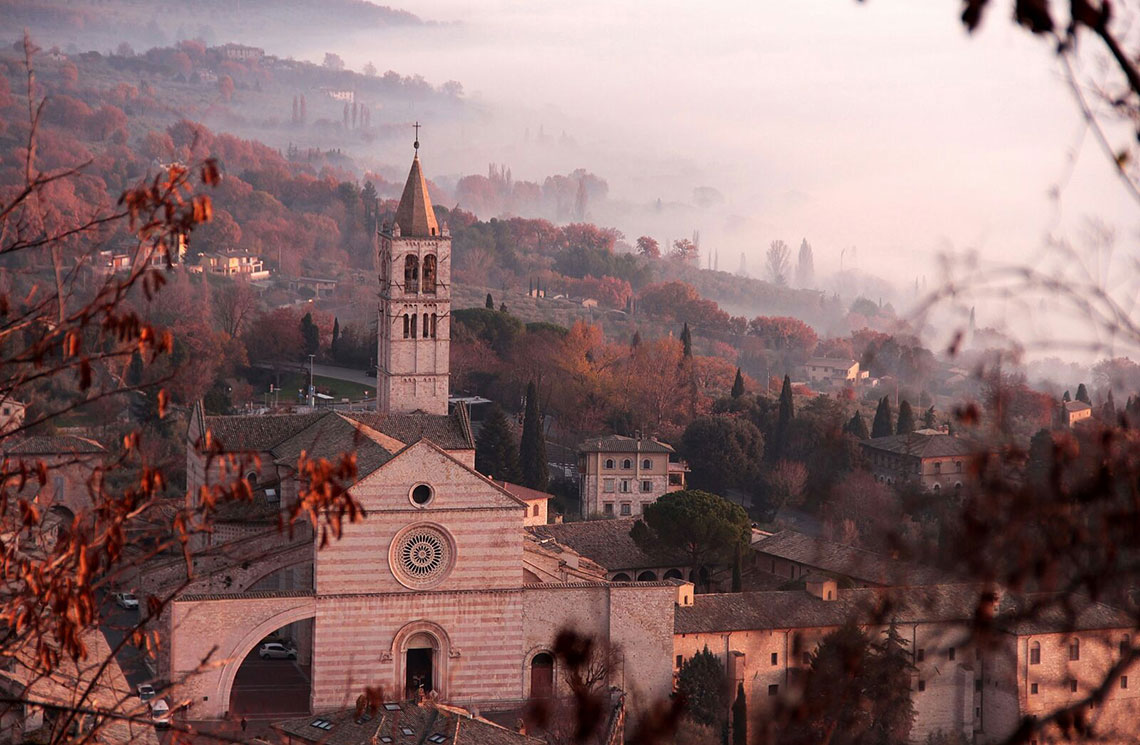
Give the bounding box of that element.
[860,431,976,459]
[5,434,105,455]
[528,518,686,571]
[675,584,1133,636]
[272,701,542,745]
[751,530,949,586]
[577,435,674,454]
[204,412,326,451]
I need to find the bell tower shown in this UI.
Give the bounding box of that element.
[377,134,450,415]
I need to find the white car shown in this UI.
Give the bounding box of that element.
[150,698,171,728]
[136,683,155,702]
[258,642,297,660]
[113,592,139,610]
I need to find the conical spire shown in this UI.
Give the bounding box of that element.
[394,148,439,238]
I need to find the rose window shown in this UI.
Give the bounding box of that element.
[390,525,454,589]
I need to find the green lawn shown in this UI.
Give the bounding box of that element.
[242,371,375,405]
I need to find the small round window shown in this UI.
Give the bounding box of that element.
[411,484,434,506]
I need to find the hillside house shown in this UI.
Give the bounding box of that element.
[861,429,976,492]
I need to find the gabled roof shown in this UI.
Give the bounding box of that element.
[344,409,474,451]
[1063,400,1092,412]
[752,530,949,587]
[494,480,554,502]
[860,431,975,459]
[393,153,440,238]
[203,411,326,452]
[578,435,674,454]
[273,700,542,745]
[202,410,472,455]
[271,413,395,476]
[5,434,105,456]
[528,517,686,571]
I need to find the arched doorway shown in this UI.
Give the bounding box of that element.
[405,632,436,698]
[392,622,451,701]
[530,653,554,699]
[228,617,314,718]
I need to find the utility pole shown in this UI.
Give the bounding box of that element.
[308,354,316,407]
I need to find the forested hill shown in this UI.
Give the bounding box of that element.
[1,0,422,54]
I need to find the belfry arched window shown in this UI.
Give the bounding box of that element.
[430,313,438,338]
[422,254,437,294]
[410,314,417,338]
[423,313,430,338]
[403,314,410,339]
[404,255,419,292]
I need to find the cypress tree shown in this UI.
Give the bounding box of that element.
[868,622,917,744]
[923,405,936,429]
[680,322,693,358]
[1076,383,1091,404]
[485,292,494,309]
[500,302,508,313]
[731,368,745,398]
[331,317,340,358]
[1062,390,1071,402]
[1104,389,1116,421]
[519,381,548,491]
[475,404,522,483]
[871,397,893,438]
[844,411,869,440]
[772,375,794,460]
[676,647,728,727]
[896,400,915,435]
[300,312,320,356]
[731,682,747,745]
[631,330,642,348]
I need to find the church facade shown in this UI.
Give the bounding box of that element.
[168,144,681,722]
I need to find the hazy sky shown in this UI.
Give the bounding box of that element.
[319,0,1134,293]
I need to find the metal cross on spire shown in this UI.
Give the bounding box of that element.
[413,121,421,152]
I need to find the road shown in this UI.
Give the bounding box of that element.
[229,651,311,719]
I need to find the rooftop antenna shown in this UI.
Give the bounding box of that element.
[413,121,421,153]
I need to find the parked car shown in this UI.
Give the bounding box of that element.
[258,642,297,660]
[136,683,155,702]
[112,592,139,610]
[150,698,171,728]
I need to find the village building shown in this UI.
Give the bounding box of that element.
[860,429,976,491]
[577,435,687,518]
[199,250,269,279]
[491,481,552,526]
[674,582,1140,745]
[804,358,867,387]
[0,628,158,745]
[0,400,25,436]
[165,144,679,725]
[1062,400,1093,428]
[3,434,105,523]
[288,276,338,298]
[214,43,264,61]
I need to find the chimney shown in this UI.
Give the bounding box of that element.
[805,576,838,601]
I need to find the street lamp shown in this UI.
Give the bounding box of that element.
[308,354,316,407]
